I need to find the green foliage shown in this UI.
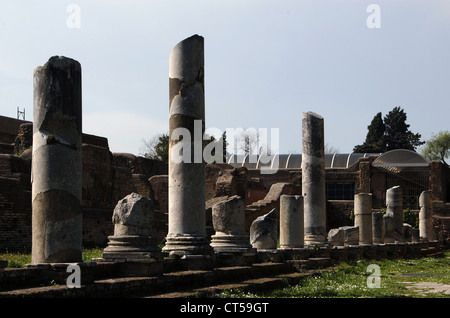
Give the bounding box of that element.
[354,107,424,153]
[141,133,169,162]
[354,112,385,153]
[403,208,419,229]
[422,130,450,166]
[0,248,104,268]
[216,251,450,298]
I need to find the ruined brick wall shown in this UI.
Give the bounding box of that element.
[0,116,169,252]
[0,116,31,145]
[431,161,449,203]
[0,177,32,251]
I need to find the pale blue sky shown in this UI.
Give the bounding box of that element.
[0,0,449,155]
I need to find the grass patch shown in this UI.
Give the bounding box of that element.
[216,251,450,298]
[0,248,104,268]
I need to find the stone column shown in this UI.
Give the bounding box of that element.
[419,190,434,242]
[386,185,403,242]
[162,35,212,257]
[210,195,254,253]
[372,211,384,244]
[383,214,395,243]
[31,56,82,264]
[302,112,326,245]
[354,193,373,245]
[279,195,304,249]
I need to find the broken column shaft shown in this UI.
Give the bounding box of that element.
[354,193,373,245]
[162,35,212,257]
[386,185,403,242]
[302,112,326,245]
[279,195,304,249]
[31,56,82,264]
[419,190,434,242]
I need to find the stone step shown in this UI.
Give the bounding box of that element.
[287,258,333,271]
[144,271,323,298]
[0,262,295,298]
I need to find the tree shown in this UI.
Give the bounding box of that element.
[353,112,385,153]
[141,133,169,162]
[383,107,424,151]
[353,107,424,153]
[422,130,450,166]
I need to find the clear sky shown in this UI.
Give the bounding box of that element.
[0,0,449,156]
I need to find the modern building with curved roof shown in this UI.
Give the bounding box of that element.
[226,149,441,211]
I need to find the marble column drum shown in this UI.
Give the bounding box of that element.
[372,211,385,244]
[302,112,326,245]
[354,193,373,245]
[210,195,254,253]
[162,35,213,257]
[279,195,304,249]
[31,56,83,264]
[386,186,404,242]
[419,190,434,242]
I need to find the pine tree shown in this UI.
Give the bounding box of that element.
[383,107,424,151]
[353,112,385,153]
[354,107,424,153]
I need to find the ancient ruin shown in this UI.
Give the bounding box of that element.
[419,190,434,242]
[354,193,373,245]
[31,56,83,264]
[279,194,304,249]
[97,193,163,276]
[163,35,213,263]
[0,34,448,298]
[302,111,326,245]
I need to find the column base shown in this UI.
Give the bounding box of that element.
[162,234,213,257]
[304,234,326,246]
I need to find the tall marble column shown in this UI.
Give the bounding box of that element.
[279,195,304,249]
[302,112,326,245]
[31,56,82,264]
[162,35,212,257]
[419,190,434,242]
[354,193,373,245]
[386,185,403,242]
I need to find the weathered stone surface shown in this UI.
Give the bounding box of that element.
[403,223,412,242]
[383,214,395,243]
[112,192,154,236]
[302,111,326,245]
[101,193,162,265]
[372,211,385,244]
[163,35,212,257]
[340,226,359,246]
[210,196,254,253]
[386,186,403,242]
[419,190,434,242]
[31,56,82,264]
[250,209,278,249]
[327,228,344,247]
[279,195,304,249]
[354,193,373,245]
[212,195,246,236]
